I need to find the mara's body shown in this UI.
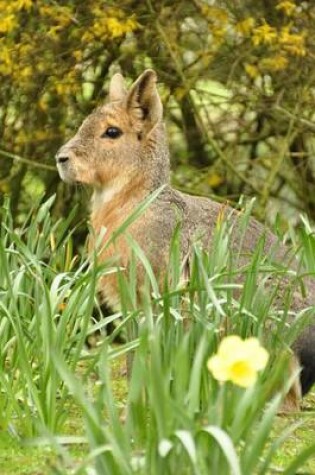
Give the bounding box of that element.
[56,70,315,406]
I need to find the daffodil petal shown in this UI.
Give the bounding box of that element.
[217,335,243,361]
[207,355,230,382]
[243,338,269,370]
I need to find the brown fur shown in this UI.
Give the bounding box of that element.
[279,356,302,413]
[90,175,148,307]
[56,69,315,408]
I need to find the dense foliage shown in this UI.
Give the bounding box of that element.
[1,0,315,238]
[0,197,314,473]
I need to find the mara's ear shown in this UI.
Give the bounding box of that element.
[125,69,163,135]
[108,73,127,102]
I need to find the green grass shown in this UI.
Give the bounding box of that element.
[0,366,313,474]
[0,434,54,475]
[1,360,313,475]
[0,195,315,474]
[273,392,315,473]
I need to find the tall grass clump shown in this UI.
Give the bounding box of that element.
[0,196,107,436]
[50,196,315,474]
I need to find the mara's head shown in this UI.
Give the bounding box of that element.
[56,69,170,189]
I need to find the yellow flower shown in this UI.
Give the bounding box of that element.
[202,6,229,25]
[235,17,255,36]
[279,26,306,56]
[244,63,259,79]
[0,44,13,74]
[19,65,32,79]
[207,335,269,388]
[105,15,138,39]
[105,17,126,38]
[73,49,83,62]
[252,22,277,46]
[212,25,227,45]
[284,43,306,56]
[0,13,17,33]
[276,1,296,16]
[15,0,33,10]
[260,54,289,71]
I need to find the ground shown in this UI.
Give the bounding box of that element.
[0,356,314,475]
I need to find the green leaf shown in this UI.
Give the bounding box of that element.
[200,426,242,475]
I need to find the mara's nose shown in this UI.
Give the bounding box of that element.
[55,152,69,164]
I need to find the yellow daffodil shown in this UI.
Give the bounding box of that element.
[207,335,269,388]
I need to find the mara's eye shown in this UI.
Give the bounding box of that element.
[101,127,123,139]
